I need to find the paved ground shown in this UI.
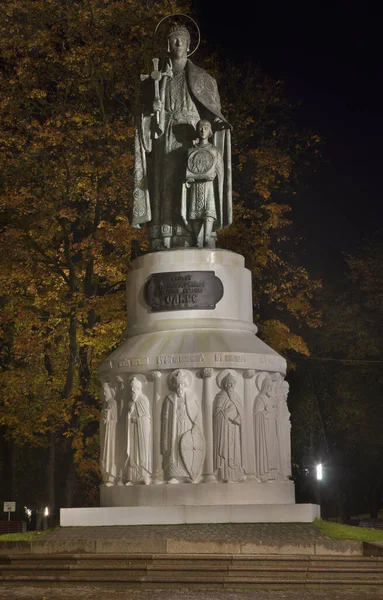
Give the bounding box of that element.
[36,522,359,554]
[44,523,325,544]
[0,587,382,600]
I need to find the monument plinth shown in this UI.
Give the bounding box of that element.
[60,16,319,526]
[62,250,319,525]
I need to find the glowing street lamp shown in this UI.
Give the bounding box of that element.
[316,463,323,481]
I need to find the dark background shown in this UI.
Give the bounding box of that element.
[194,1,382,278]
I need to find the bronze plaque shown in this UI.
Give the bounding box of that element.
[144,271,224,312]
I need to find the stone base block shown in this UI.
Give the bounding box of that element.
[60,503,320,526]
[100,480,295,507]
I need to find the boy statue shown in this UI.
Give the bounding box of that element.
[182,119,223,248]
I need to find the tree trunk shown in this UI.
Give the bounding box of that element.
[370,478,378,519]
[46,432,55,526]
[65,460,77,508]
[1,430,13,499]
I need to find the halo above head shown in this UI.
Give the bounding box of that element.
[129,376,142,390]
[216,369,237,390]
[168,368,193,390]
[116,375,124,389]
[255,372,273,393]
[154,13,201,57]
[102,381,116,398]
[128,374,147,388]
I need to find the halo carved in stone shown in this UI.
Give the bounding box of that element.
[167,368,193,389]
[216,369,237,390]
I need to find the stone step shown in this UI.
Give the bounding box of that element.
[2,565,382,577]
[1,552,383,588]
[1,575,382,589]
[3,553,381,570]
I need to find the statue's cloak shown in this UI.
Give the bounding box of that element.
[213,390,246,480]
[126,394,151,481]
[254,393,279,477]
[132,59,232,232]
[160,390,202,457]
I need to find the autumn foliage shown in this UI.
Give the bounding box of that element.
[0,0,320,511]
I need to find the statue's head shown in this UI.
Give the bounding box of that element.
[130,377,142,398]
[223,372,236,391]
[260,375,273,397]
[280,380,289,399]
[167,23,190,58]
[171,369,188,393]
[197,119,212,140]
[102,381,115,400]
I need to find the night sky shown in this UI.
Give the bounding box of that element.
[194,1,382,278]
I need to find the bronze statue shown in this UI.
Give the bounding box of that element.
[182,119,223,248]
[132,21,232,251]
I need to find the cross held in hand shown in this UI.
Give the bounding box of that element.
[140,58,172,99]
[141,58,172,133]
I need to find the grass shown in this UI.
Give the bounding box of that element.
[0,529,55,542]
[314,518,383,542]
[3,521,383,545]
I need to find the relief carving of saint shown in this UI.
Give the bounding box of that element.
[275,376,292,480]
[161,369,205,483]
[100,382,118,486]
[213,371,246,483]
[126,377,152,485]
[253,374,279,482]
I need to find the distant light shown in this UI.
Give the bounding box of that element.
[44,506,49,517]
[24,506,32,518]
[316,463,323,481]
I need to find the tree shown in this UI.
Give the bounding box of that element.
[0,0,320,510]
[0,0,189,512]
[289,236,383,519]
[216,62,321,354]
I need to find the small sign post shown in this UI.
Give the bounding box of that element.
[3,501,16,522]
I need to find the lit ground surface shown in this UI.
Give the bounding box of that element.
[0,588,382,600]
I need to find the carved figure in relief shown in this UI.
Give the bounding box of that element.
[100,382,118,486]
[253,374,279,482]
[181,119,224,248]
[132,20,232,251]
[213,371,246,483]
[161,369,205,483]
[115,376,126,485]
[126,377,152,485]
[275,376,292,480]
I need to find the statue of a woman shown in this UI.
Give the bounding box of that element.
[132,22,232,251]
[253,375,279,482]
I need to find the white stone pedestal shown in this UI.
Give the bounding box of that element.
[60,249,319,526]
[61,503,320,527]
[100,480,295,507]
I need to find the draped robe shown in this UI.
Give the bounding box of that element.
[101,394,117,484]
[254,392,279,481]
[161,389,202,481]
[276,391,292,479]
[133,59,232,250]
[213,389,245,482]
[126,393,151,484]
